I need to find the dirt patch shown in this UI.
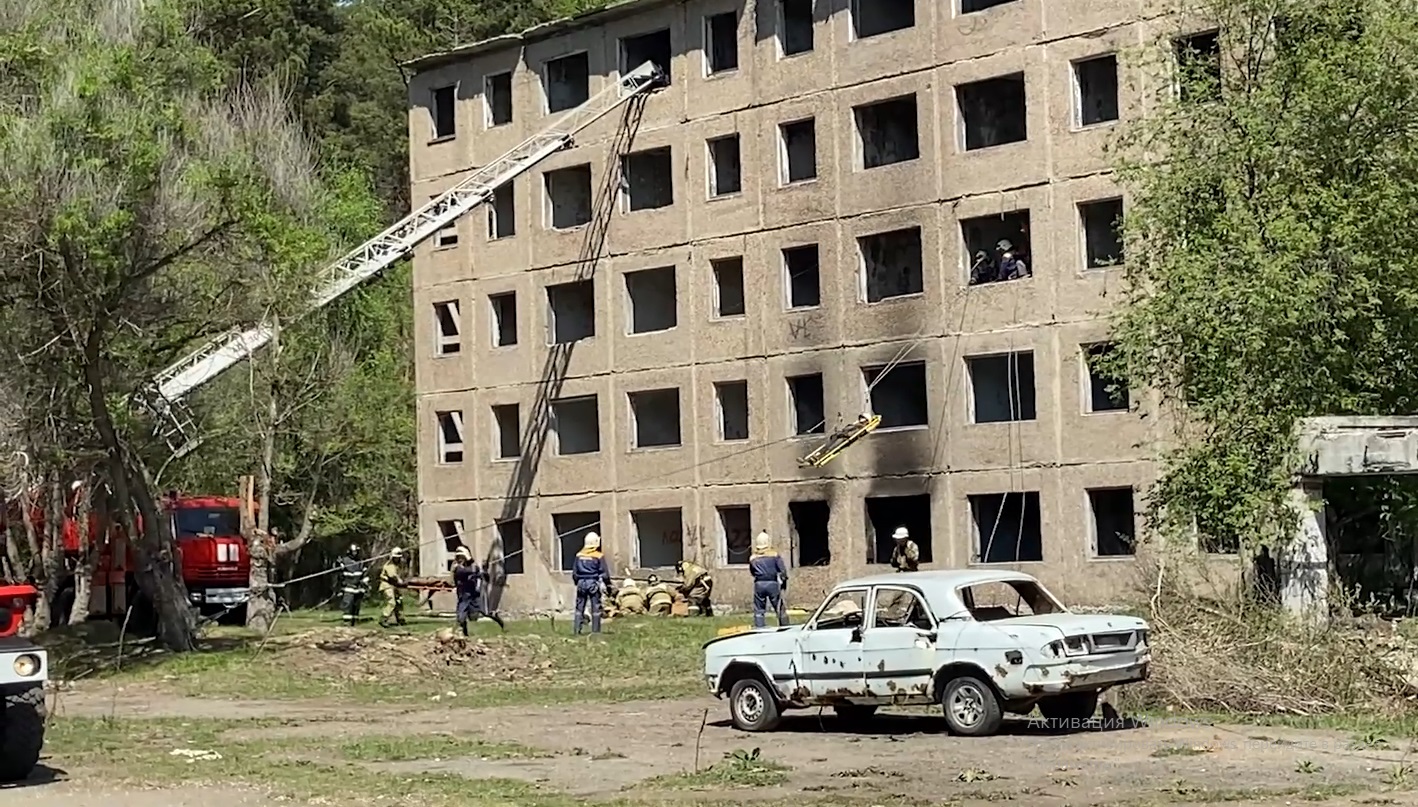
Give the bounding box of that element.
[268,627,559,687]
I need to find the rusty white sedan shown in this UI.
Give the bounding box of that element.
[703,569,1149,736]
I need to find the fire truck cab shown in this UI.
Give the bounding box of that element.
[164,494,251,614]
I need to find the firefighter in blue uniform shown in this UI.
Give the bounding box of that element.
[748,531,789,627]
[452,546,506,634]
[571,531,614,635]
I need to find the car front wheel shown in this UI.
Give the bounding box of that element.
[941,675,1003,737]
[728,677,782,732]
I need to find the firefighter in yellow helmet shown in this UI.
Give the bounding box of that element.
[674,560,713,616]
[615,577,645,614]
[378,547,409,628]
[748,531,789,627]
[644,573,674,615]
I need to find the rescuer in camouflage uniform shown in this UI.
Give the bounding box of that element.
[615,577,646,615]
[644,574,674,615]
[674,560,713,616]
[889,526,920,572]
[336,542,367,625]
[378,547,409,628]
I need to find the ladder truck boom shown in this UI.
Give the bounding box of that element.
[143,61,666,457]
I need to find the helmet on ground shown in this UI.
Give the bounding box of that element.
[646,573,660,586]
[753,532,771,553]
[892,526,910,541]
[390,547,405,560]
[583,531,601,550]
[621,577,639,590]
[454,546,471,561]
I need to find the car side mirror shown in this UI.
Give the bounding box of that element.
[849,626,863,643]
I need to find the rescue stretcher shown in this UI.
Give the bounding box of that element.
[798,414,882,468]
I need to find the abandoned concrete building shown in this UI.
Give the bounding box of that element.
[406,0,1219,613]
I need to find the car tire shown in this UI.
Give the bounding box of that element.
[0,684,46,782]
[728,677,782,732]
[832,703,878,724]
[941,675,1004,737]
[1037,690,1099,728]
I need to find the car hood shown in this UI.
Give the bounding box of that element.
[989,612,1147,636]
[702,624,802,651]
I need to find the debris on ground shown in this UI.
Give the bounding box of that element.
[170,748,222,762]
[260,627,560,686]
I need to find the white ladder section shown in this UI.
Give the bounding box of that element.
[145,60,666,456]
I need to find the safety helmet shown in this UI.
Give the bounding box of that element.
[753,532,771,553]
[892,526,910,541]
[349,543,360,555]
[674,561,685,574]
[646,573,660,586]
[996,239,1013,253]
[621,577,638,590]
[583,531,601,550]
[390,547,405,560]
[454,546,471,561]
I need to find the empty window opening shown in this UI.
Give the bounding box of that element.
[622,147,674,211]
[633,508,684,568]
[545,53,590,113]
[957,73,1027,151]
[705,12,739,74]
[432,194,458,248]
[779,119,817,183]
[629,388,682,448]
[431,85,456,140]
[962,580,1061,620]
[715,380,750,441]
[1175,31,1221,103]
[488,183,515,239]
[493,403,521,459]
[961,0,1017,12]
[865,494,933,564]
[1084,343,1129,413]
[551,395,600,455]
[546,280,595,344]
[1074,55,1119,127]
[790,500,831,566]
[490,292,517,347]
[778,0,814,56]
[860,227,924,302]
[485,72,512,127]
[707,135,742,197]
[553,512,599,570]
[437,519,465,556]
[855,95,919,169]
[967,351,1037,423]
[625,266,677,334]
[783,244,821,308]
[970,491,1042,563]
[497,519,525,575]
[433,300,461,356]
[718,505,753,565]
[712,257,745,317]
[545,164,593,229]
[1089,487,1136,556]
[963,210,1032,286]
[787,373,825,435]
[435,410,465,463]
[621,29,673,84]
[851,0,914,40]
[864,361,928,429]
[1081,198,1124,269]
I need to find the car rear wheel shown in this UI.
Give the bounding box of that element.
[728,677,782,732]
[941,675,1003,737]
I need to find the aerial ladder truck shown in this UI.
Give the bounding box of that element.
[0,60,665,783]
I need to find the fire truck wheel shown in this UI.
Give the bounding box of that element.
[0,684,46,782]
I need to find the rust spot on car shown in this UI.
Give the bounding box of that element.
[791,686,812,700]
[911,683,928,694]
[877,659,887,672]
[886,680,898,692]
[994,664,1008,678]
[1025,683,1044,695]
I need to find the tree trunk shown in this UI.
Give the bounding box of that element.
[68,484,96,626]
[82,332,195,651]
[246,314,280,632]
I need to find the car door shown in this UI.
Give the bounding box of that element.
[791,588,869,700]
[859,585,937,700]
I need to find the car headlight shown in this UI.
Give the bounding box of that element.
[1063,636,1088,656]
[1136,629,1149,647]
[13,654,39,677]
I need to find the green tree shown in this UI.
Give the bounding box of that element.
[1109,0,1418,554]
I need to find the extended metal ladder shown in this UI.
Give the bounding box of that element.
[144,61,666,457]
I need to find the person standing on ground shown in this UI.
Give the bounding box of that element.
[452,546,506,634]
[336,543,367,626]
[889,527,920,572]
[378,547,410,628]
[571,532,613,635]
[748,531,789,628]
[674,560,714,616]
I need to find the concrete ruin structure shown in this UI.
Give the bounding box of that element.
[404,0,1207,613]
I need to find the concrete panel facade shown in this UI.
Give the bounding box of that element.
[405,0,1186,614]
